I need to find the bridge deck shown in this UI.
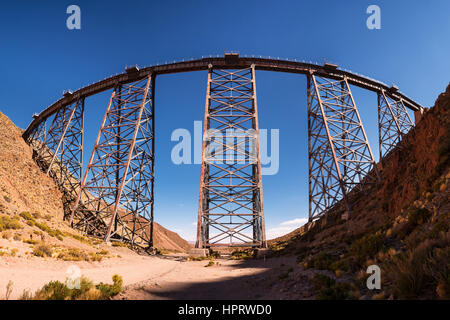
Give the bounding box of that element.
[23,55,423,139]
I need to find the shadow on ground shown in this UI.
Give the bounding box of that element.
[119,256,316,300]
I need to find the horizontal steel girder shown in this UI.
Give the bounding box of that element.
[23,56,423,141]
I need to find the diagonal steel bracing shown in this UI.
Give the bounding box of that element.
[69,75,155,248]
[35,104,75,172]
[378,91,414,159]
[47,100,84,189]
[196,65,266,248]
[27,118,47,151]
[30,100,85,218]
[308,74,379,221]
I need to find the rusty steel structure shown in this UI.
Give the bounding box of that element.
[377,90,414,159]
[196,65,266,248]
[69,76,155,247]
[307,74,380,221]
[29,98,85,218]
[22,54,424,249]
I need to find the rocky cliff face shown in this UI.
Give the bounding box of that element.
[269,84,450,299]
[153,222,192,252]
[0,112,65,225]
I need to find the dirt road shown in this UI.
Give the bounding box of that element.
[0,253,309,300]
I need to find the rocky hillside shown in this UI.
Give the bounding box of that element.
[0,111,190,254]
[268,84,450,300]
[153,222,191,252]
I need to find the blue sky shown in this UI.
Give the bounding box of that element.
[0,0,448,241]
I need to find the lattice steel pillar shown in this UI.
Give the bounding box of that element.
[70,75,155,248]
[31,100,84,207]
[47,99,84,195]
[308,74,379,221]
[378,90,414,159]
[35,107,70,172]
[26,118,47,151]
[196,65,266,248]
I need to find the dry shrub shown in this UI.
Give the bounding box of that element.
[407,208,431,226]
[388,232,450,299]
[33,281,69,300]
[29,275,123,300]
[230,249,254,260]
[32,242,52,257]
[309,274,355,300]
[19,211,34,222]
[95,275,123,299]
[426,238,450,299]
[57,248,88,261]
[2,231,12,239]
[19,212,64,240]
[349,233,385,265]
[0,215,22,231]
[205,260,215,267]
[305,252,337,270]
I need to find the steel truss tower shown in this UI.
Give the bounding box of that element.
[70,75,155,247]
[378,90,414,159]
[308,74,379,221]
[32,99,85,218]
[196,65,266,248]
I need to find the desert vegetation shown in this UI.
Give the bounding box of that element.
[18,275,123,300]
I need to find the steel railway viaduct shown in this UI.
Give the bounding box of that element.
[22,53,424,250]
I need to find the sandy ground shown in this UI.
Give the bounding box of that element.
[0,251,173,299]
[0,250,311,300]
[115,255,306,300]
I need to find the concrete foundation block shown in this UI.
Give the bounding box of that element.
[255,248,270,259]
[188,248,209,257]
